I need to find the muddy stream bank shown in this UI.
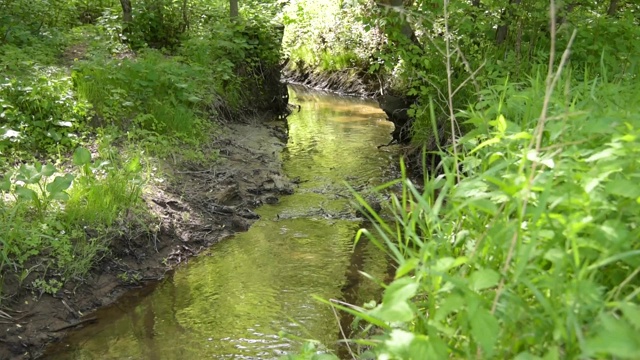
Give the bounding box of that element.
[42,86,399,359]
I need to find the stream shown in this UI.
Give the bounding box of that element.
[45,86,397,359]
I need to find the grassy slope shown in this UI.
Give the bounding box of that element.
[0,9,285,302]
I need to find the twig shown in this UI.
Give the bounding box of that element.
[330,298,365,312]
[61,299,81,318]
[540,137,593,151]
[443,0,461,182]
[51,317,98,332]
[454,43,482,94]
[331,302,356,360]
[0,310,13,320]
[611,266,640,301]
[451,60,486,98]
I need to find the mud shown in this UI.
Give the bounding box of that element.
[0,118,293,360]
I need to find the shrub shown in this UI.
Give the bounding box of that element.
[72,49,210,140]
[0,64,90,156]
[0,146,145,296]
[342,71,640,359]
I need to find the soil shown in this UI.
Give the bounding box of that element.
[282,61,380,98]
[0,117,294,360]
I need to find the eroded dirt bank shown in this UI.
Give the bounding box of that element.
[283,62,380,98]
[0,119,293,360]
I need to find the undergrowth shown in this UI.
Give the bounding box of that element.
[0,145,145,297]
[0,0,286,301]
[342,70,640,358]
[282,0,382,73]
[281,1,640,358]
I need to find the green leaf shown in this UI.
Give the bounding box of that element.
[382,329,439,359]
[0,173,11,192]
[514,352,542,360]
[73,147,92,166]
[396,258,419,278]
[620,303,640,330]
[470,308,499,357]
[41,164,56,177]
[384,329,415,358]
[434,294,464,322]
[543,346,560,360]
[543,248,565,263]
[370,278,418,322]
[46,174,74,200]
[489,114,507,134]
[469,137,501,154]
[469,198,498,214]
[585,313,640,358]
[585,148,616,162]
[127,156,142,173]
[606,178,640,199]
[17,164,42,184]
[469,269,500,291]
[47,130,62,141]
[507,131,532,140]
[15,186,38,201]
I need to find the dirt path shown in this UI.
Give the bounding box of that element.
[0,118,293,359]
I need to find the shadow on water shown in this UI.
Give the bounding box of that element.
[44,85,398,360]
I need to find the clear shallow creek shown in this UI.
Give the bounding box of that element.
[45,86,397,360]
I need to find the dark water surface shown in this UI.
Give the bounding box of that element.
[45,86,397,359]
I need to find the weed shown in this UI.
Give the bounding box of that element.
[117,271,142,285]
[339,70,640,359]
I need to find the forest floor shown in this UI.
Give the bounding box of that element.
[0,119,294,359]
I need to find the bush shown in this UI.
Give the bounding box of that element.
[0,0,288,302]
[0,145,145,296]
[72,49,210,139]
[341,71,640,359]
[0,64,90,156]
[282,0,383,72]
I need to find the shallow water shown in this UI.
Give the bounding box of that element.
[45,86,397,359]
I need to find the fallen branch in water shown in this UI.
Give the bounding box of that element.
[51,317,98,332]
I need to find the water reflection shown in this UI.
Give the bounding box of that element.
[46,86,396,359]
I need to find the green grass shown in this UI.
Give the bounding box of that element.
[0,140,147,293]
[0,2,284,301]
[328,68,640,359]
[72,49,211,141]
[289,45,363,72]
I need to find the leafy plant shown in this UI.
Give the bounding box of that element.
[334,68,640,359]
[1,162,74,215]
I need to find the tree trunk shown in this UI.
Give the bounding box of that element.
[607,0,618,16]
[557,2,578,26]
[379,0,421,48]
[181,0,189,32]
[120,0,132,23]
[230,0,238,19]
[495,0,522,45]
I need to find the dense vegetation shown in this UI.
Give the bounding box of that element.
[282,0,640,359]
[0,0,284,299]
[3,0,639,358]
